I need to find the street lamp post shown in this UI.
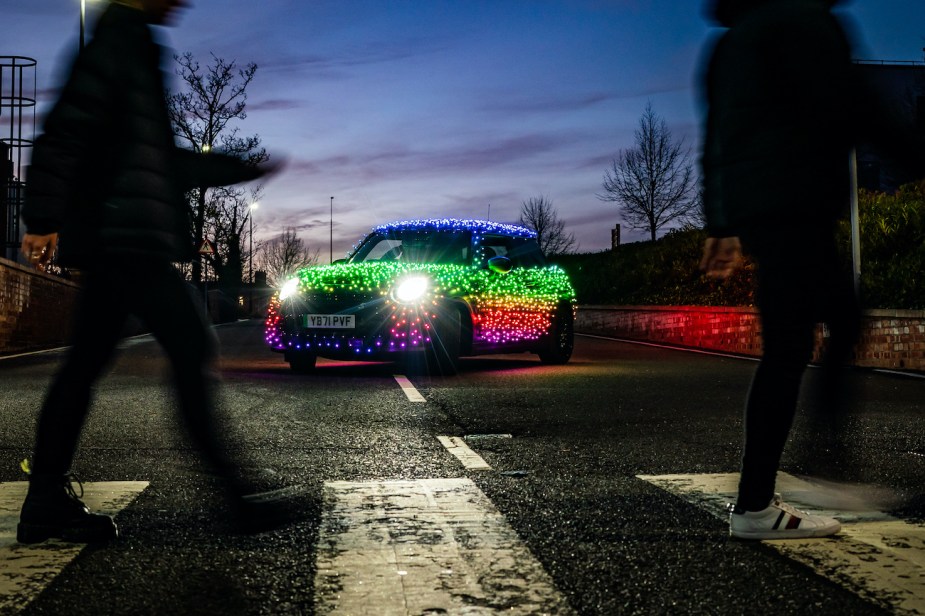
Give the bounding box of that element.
[79,0,97,51]
[249,202,259,314]
[80,0,86,50]
[330,196,334,264]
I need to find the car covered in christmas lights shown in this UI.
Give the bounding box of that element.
[265,218,577,374]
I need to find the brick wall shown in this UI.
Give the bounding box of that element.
[577,305,925,373]
[856,310,925,371]
[0,257,79,355]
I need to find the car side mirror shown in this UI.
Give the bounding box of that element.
[332,258,346,265]
[487,255,512,274]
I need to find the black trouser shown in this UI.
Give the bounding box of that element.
[736,218,860,511]
[31,258,234,479]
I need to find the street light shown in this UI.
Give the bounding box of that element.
[330,196,334,264]
[79,0,96,51]
[249,202,259,314]
[80,0,86,50]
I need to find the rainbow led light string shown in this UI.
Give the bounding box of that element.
[266,219,576,355]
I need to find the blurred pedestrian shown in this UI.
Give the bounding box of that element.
[698,0,863,539]
[18,0,285,543]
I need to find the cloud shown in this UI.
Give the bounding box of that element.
[408,134,577,173]
[575,153,618,171]
[287,155,352,177]
[286,132,582,184]
[479,85,690,116]
[218,33,451,82]
[562,208,622,228]
[439,191,523,218]
[260,211,330,234]
[481,92,616,114]
[248,98,305,112]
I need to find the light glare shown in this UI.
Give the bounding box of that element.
[394,275,429,303]
[279,277,300,300]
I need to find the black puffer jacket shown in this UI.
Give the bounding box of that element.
[23,3,260,266]
[700,0,855,237]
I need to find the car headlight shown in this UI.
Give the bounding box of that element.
[279,277,301,301]
[392,274,430,304]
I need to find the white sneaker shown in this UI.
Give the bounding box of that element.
[729,494,841,540]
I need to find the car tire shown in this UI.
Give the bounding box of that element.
[288,352,317,374]
[538,304,574,365]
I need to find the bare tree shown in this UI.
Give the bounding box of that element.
[598,103,697,241]
[689,188,708,230]
[168,52,268,283]
[258,228,320,287]
[204,186,262,292]
[519,195,577,256]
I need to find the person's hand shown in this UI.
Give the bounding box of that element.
[21,233,58,272]
[700,236,742,279]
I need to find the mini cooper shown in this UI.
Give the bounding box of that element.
[265,218,576,374]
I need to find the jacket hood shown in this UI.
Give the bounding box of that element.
[705,0,841,27]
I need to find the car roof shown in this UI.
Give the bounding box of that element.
[372,218,537,238]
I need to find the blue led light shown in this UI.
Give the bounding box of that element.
[373,218,536,237]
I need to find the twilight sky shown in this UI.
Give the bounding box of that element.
[3,0,924,257]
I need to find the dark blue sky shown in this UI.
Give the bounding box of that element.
[4,1,924,254]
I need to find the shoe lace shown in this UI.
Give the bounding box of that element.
[64,473,85,501]
[772,494,805,518]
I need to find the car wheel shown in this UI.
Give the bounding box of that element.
[288,352,317,374]
[538,304,574,365]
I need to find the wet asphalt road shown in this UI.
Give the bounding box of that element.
[0,319,922,615]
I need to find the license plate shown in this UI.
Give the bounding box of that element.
[303,314,355,329]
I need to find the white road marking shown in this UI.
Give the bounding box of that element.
[437,436,493,471]
[393,375,426,402]
[638,472,925,615]
[314,478,575,615]
[0,481,149,614]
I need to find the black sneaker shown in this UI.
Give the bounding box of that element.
[17,474,119,544]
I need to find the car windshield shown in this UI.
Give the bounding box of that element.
[349,230,472,265]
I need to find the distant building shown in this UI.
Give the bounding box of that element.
[855,60,925,191]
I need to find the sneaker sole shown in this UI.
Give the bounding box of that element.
[730,522,841,540]
[17,521,119,544]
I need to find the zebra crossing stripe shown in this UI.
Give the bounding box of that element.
[0,481,149,614]
[637,472,925,616]
[314,478,575,615]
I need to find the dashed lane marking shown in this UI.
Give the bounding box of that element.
[314,478,575,615]
[436,436,493,471]
[638,472,925,615]
[393,375,426,402]
[0,481,149,614]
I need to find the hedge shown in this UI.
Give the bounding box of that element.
[553,182,925,310]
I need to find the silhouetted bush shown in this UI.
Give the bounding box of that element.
[557,182,925,310]
[551,227,755,307]
[842,183,925,309]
